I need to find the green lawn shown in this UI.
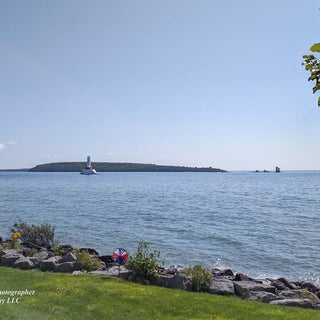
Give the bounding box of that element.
[0,267,319,320]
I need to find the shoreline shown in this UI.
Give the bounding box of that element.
[1,238,320,311]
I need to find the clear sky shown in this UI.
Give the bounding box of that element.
[1,0,320,170]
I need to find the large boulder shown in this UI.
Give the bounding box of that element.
[278,290,320,305]
[40,256,61,271]
[14,257,35,270]
[234,273,255,282]
[0,253,24,267]
[234,281,276,295]
[54,261,78,273]
[29,256,40,267]
[60,252,77,263]
[212,267,234,277]
[99,255,115,268]
[245,291,280,303]
[277,278,297,290]
[166,265,186,275]
[208,279,235,295]
[270,299,313,309]
[33,250,54,262]
[0,249,22,257]
[271,279,291,291]
[301,282,320,298]
[106,266,132,279]
[155,274,192,291]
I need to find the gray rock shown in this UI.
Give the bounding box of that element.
[89,270,110,275]
[72,270,84,275]
[1,249,22,257]
[14,257,35,270]
[40,256,61,271]
[29,256,40,267]
[88,266,131,278]
[208,279,235,295]
[54,261,78,273]
[278,290,320,305]
[234,281,277,295]
[166,265,185,275]
[0,253,24,267]
[277,278,297,290]
[104,266,121,276]
[60,252,77,263]
[212,268,234,277]
[234,273,254,282]
[33,251,51,261]
[270,299,313,309]
[271,279,289,291]
[245,291,280,303]
[155,274,192,291]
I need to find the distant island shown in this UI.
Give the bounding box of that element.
[28,162,227,173]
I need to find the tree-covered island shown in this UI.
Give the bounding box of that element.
[29,162,227,172]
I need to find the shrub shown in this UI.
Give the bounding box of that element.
[126,241,164,281]
[74,249,101,272]
[11,221,55,248]
[52,244,65,256]
[183,265,213,292]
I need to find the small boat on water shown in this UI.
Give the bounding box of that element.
[80,156,97,175]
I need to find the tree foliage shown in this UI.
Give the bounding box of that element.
[303,36,320,106]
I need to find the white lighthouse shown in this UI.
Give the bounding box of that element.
[81,156,97,175]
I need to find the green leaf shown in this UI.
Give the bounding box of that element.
[305,64,313,70]
[310,43,320,52]
[308,75,317,81]
[318,97,320,107]
[303,55,310,59]
[313,83,320,94]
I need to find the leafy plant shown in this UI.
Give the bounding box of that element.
[302,10,320,106]
[126,241,164,281]
[74,249,101,272]
[183,265,213,292]
[52,244,65,256]
[11,221,55,248]
[10,232,21,249]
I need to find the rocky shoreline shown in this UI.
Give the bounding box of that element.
[0,240,319,311]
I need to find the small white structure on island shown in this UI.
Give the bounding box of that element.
[81,156,97,175]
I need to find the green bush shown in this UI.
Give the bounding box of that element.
[11,221,56,248]
[52,244,66,256]
[74,249,101,272]
[183,265,213,292]
[126,241,164,281]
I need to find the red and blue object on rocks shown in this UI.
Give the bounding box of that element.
[113,248,128,265]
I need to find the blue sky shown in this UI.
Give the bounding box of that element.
[1,0,320,170]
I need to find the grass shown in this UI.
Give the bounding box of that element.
[0,267,319,320]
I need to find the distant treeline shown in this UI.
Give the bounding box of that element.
[29,162,227,173]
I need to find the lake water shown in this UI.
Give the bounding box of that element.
[0,171,319,281]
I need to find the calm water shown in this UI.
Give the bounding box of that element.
[0,171,319,281]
